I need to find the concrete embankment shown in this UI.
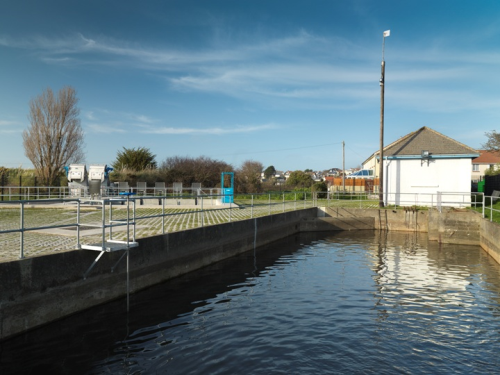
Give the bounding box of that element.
[314,206,499,264]
[1,206,500,341]
[0,208,315,341]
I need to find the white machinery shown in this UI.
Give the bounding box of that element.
[66,164,88,197]
[88,164,113,198]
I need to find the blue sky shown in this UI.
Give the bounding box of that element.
[1,0,499,172]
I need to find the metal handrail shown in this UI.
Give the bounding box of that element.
[0,191,496,261]
[483,194,500,222]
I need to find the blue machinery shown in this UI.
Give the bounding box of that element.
[221,172,234,203]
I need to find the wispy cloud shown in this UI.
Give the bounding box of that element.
[87,123,127,134]
[0,120,23,133]
[0,120,19,126]
[128,114,155,124]
[85,111,96,121]
[388,86,500,113]
[142,123,278,135]
[84,109,158,133]
[3,29,499,113]
[86,123,127,134]
[83,105,278,135]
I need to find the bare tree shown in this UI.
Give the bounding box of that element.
[23,86,85,186]
[483,130,500,152]
[236,160,263,193]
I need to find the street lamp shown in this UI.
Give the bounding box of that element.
[379,29,390,208]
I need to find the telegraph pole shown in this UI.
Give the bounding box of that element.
[379,30,390,208]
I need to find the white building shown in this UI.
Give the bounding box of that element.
[363,127,479,207]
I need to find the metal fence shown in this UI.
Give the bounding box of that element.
[0,185,221,201]
[0,192,318,261]
[0,191,497,262]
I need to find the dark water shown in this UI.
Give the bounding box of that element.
[2,231,500,374]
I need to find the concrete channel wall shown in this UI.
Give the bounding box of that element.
[0,208,316,341]
[2,206,500,341]
[317,206,500,265]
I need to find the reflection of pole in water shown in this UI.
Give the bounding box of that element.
[404,231,419,255]
[253,218,258,277]
[373,230,389,322]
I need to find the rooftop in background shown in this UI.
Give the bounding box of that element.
[473,150,500,164]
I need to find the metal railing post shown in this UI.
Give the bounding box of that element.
[201,196,204,227]
[491,196,493,222]
[77,200,81,249]
[101,200,106,249]
[125,197,130,245]
[20,202,25,259]
[162,195,165,234]
[132,198,136,242]
[269,194,271,215]
[482,193,485,219]
[251,195,254,218]
[109,199,113,241]
[283,192,285,212]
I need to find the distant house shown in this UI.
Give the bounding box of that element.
[327,168,342,176]
[363,126,479,206]
[471,150,500,182]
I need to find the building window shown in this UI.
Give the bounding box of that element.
[472,164,479,172]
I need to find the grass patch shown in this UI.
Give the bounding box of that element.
[471,200,500,223]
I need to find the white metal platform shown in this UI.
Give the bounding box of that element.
[81,240,139,252]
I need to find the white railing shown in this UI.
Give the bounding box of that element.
[0,186,72,201]
[0,191,496,261]
[483,194,500,222]
[0,192,317,260]
[0,185,223,201]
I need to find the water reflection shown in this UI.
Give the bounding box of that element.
[1,231,500,374]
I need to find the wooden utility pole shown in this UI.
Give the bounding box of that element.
[379,30,390,208]
[379,59,385,207]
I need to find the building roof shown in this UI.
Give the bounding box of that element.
[365,127,478,162]
[384,127,478,156]
[472,150,500,164]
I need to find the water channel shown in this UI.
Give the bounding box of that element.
[1,231,500,374]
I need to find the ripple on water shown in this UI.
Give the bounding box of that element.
[2,232,500,374]
[85,233,500,374]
